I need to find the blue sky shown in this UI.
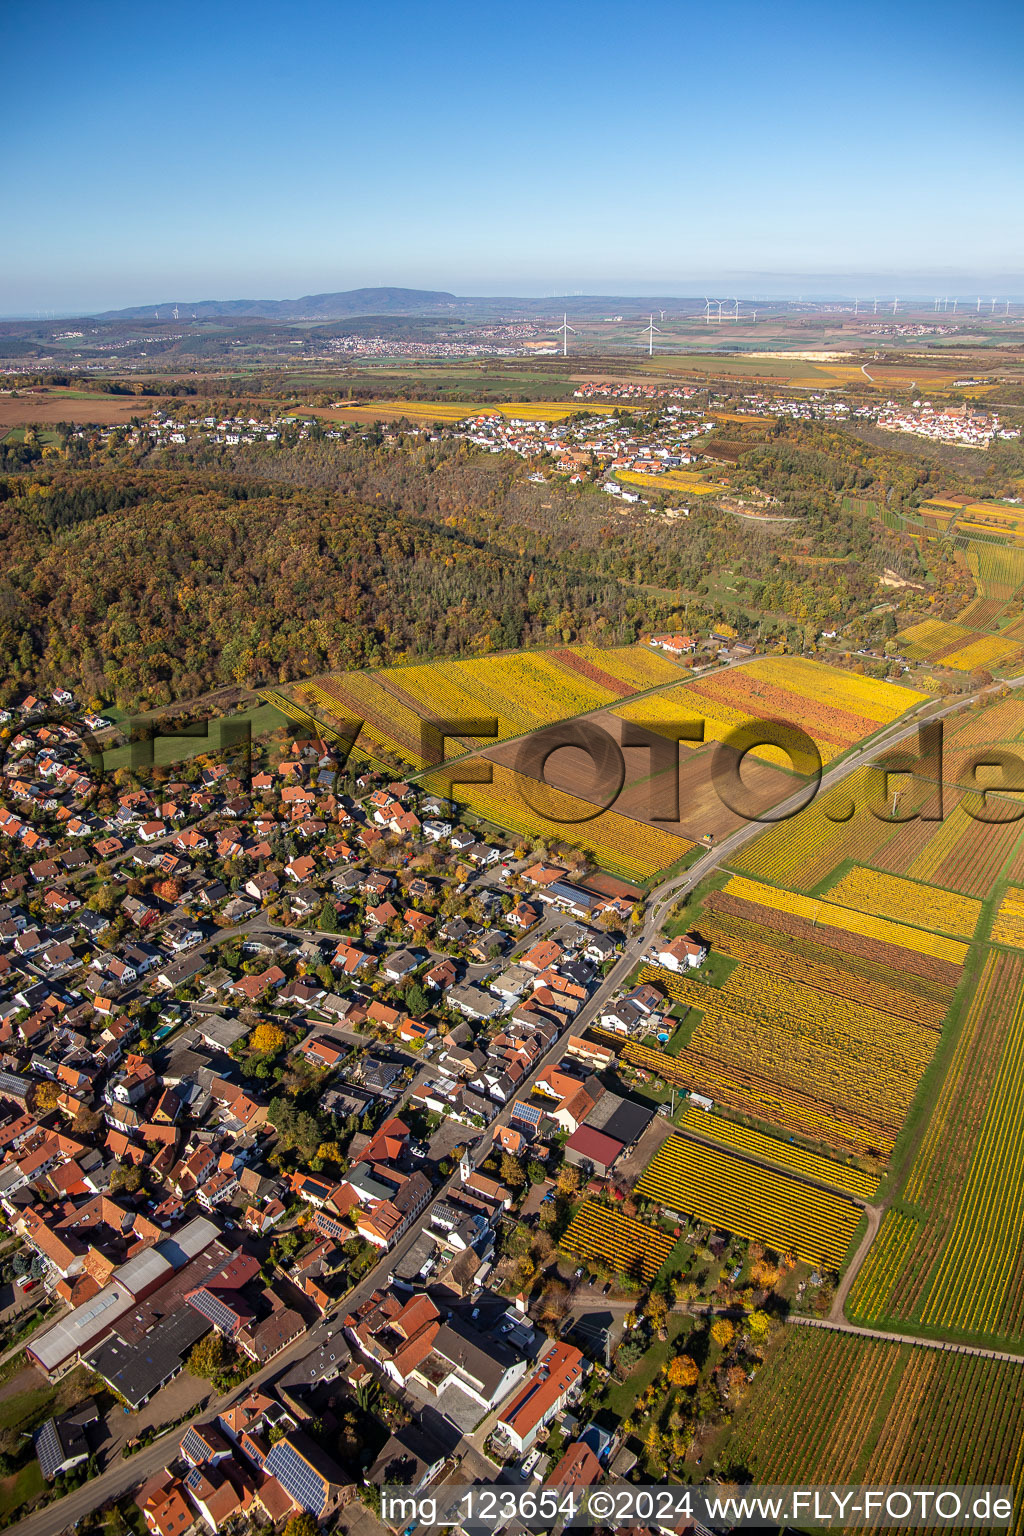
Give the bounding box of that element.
[5,0,1023,312]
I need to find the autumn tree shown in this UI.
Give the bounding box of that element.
[110,1163,145,1194]
[500,1152,525,1189]
[556,1164,580,1198]
[284,1514,318,1536]
[747,1309,772,1344]
[187,1331,228,1379]
[250,1023,287,1055]
[31,1081,60,1113]
[538,1281,570,1333]
[710,1318,735,1350]
[750,1259,779,1290]
[645,1291,669,1334]
[666,1353,699,1389]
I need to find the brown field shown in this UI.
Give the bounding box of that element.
[484,709,799,842]
[0,391,158,427]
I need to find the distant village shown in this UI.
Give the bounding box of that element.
[875,399,1020,448]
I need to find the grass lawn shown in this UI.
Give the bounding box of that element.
[657,1233,695,1284]
[0,1462,44,1519]
[599,1313,693,1420]
[693,950,737,988]
[663,1013,699,1056]
[98,699,288,771]
[0,1384,55,1433]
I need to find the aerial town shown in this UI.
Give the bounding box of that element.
[4,2,1024,1528]
[0,680,768,1536]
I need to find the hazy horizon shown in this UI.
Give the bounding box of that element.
[5,0,1022,315]
[5,271,1024,323]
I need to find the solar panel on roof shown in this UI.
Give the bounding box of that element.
[35,1419,63,1481]
[181,1427,208,1465]
[187,1287,243,1336]
[265,1441,327,1515]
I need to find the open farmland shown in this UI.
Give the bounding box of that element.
[992,887,1024,946]
[308,399,616,426]
[297,647,873,877]
[728,766,907,890]
[635,1133,859,1267]
[718,876,968,967]
[615,655,927,767]
[485,712,798,844]
[0,390,163,427]
[615,467,724,497]
[720,1327,1024,1489]
[833,921,1024,1348]
[631,947,943,1160]
[678,1106,878,1199]
[849,950,1024,1346]
[966,541,1024,601]
[425,759,693,882]
[823,866,982,938]
[296,643,687,769]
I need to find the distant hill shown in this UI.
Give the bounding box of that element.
[95,286,459,321]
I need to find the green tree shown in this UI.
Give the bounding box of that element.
[405,981,429,1018]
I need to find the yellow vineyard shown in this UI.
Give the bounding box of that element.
[636,961,937,1157]
[636,1134,859,1268]
[722,875,969,965]
[824,866,981,939]
[991,887,1024,947]
[561,1202,673,1283]
[678,1107,879,1200]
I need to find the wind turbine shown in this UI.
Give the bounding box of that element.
[892,296,898,315]
[703,297,713,325]
[991,298,998,314]
[731,298,741,323]
[554,313,577,357]
[952,298,958,313]
[173,305,179,321]
[873,297,879,315]
[638,314,664,356]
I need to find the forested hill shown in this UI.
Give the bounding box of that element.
[96,287,458,321]
[0,429,927,712]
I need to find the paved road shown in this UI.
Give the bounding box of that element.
[12,675,1024,1536]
